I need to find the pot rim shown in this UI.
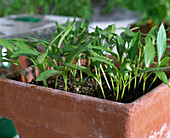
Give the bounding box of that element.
[0,67,169,107]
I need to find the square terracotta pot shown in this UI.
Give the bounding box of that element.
[0,67,169,138]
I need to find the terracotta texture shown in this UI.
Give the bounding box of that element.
[0,67,169,138]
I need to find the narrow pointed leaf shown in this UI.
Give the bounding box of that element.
[11,49,39,58]
[145,37,155,67]
[88,56,120,74]
[61,45,78,53]
[88,56,112,65]
[160,57,170,67]
[56,22,65,30]
[12,41,32,50]
[48,53,64,62]
[57,22,75,48]
[36,70,60,81]
[157,23,166,64]
[128,32,140,61]
[0,59,15,64]
[147,25,158,43]
[0,39,16,52]
[116,34,125,59]
[155,70,169,87]
[66,19,70,27]
[87,45,119,60]
[138,66,170,74]
[65,39,96,63]
[66,63,93,76]
[37,52,47,65]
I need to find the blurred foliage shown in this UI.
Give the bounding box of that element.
[0,0,92,21]
[104,0,170,24]
[1,0,169,25]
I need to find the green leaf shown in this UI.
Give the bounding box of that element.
[147,25,158,43]
[46,56,58,69]
[138,66,170,75]
[128,32,141,61]
[66,19,70,27]
[105,65,114,77]
[105,24,116,40]
[87,45,119,60]
[12,40,39,54]
[130,27,140,31]
[57,22,75,48]
[160,57,170,67]
[56,22,65,30]
[61,45,78,53]
[120,29,135,42]
[125,63,132,71]
[36,70,60,81]
[11,49,39,58]
[88,56,112,65]
[37,52,47,65]
[145,37,155,67]
[23,36,49,44]
[154,70,169,87]
[65,63,93,76]
[116,34,125,60]
[10,41,39,58]
[0,59,14,64]
[0,39,16,52]
[79,18,85,29]
[157,23,166,64]
[165,52,170,57]
[48,53,64,62]
[88,55,120,75]
[65,39,96,63]
[12,41,31,50]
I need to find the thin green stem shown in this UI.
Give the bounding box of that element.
[147,75,157,91]
[128,72,132,91]
[43,80,48,87]
[134,77,137,90]
[143,81,146,93]
[99,82,106,99]
[121,79,126,99]
[94,66,106,99]
[143,73,147,93]
[73,69,77,88]
[110,75,115,94]
[55,74,59,89]
[94,77,106,99]
[78,60,83,81]
[116,83,119,101]
[119,78,122,92]
[100,65,111,89]
[134,47,141,89]
[138,73,143,86]
[16,59,28,83]
[63,74,68,91]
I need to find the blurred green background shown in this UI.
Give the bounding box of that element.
[0,0,169,24]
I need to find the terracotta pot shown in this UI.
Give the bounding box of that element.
[0,67,169,138]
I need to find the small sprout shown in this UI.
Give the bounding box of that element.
[0,20,169,102]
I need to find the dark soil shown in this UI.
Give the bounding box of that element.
[29,70,170,103]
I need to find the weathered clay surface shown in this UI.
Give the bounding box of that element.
[0,67,169,137]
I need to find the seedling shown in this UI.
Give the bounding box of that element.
[0,20,169,102]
